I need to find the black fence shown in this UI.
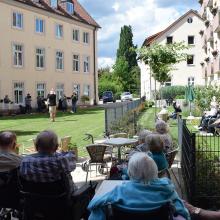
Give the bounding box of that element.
[180,119,220,209]
[105,99,142,135]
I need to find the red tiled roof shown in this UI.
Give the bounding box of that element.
[143,10,203,47]
[13,0,100,28]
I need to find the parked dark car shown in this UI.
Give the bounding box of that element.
[103,91,115,104]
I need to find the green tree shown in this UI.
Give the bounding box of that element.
[116,25,138,70]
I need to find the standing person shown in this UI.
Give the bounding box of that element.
[25,93,32,114]
[47,89,56,122]
[3,95,10,104]
[61,95,68,112]
[37,95,42,113]
[71,92,78,113]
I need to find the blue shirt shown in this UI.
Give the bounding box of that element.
[88,178,190,220]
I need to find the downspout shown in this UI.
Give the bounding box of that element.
[93,27,97,105]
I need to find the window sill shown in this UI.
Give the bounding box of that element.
[12,26,23,31]
[56,69,64,72]
[36,67,45,71]
[13,65,23,69]
[187,64,195,66]
[73,71,80,73]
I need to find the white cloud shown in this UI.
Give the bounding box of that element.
[79,0,198,68]
[112,2,120,12]
[98,57,115,68]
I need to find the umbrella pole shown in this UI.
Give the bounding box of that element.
[190,101,192,116]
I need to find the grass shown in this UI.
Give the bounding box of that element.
[0,108,105,156]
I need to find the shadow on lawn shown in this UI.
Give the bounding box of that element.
[7,130,39,137]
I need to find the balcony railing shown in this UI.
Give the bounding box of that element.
[213,56,220,73]
[207,24,214,41]
[213,10,220,32]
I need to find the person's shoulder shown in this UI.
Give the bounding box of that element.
[151,177,172,186]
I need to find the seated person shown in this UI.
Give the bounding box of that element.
[20,130,76,193]
[0,131,22,172]
[155,120,173,152]
[158,105,169,122]
[128,129,151,160]
[185,201,220,220]
[171,101,182,119]
[88,153,190,220]
[146,133,168,171]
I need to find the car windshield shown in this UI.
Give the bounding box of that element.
[103,92,112,96]
[122,92,131,95]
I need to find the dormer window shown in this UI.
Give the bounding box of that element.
[50,0,57,8]
[66,2,74,14]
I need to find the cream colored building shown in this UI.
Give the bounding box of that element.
[199,0,220,85]
[139,10,205,99]
[0,0,100,107]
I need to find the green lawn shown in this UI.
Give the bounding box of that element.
[0,108,105,156]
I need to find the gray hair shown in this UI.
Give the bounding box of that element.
[138,129,151,143]
[155,120,169,134]
[128,152,158,183]
[0,131,16,149]
[35,130,58,152]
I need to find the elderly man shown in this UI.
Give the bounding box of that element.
[88,153,190,220]
[0,131,22,172]
[20,130,76,192]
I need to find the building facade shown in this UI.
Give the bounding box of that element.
[199,0,220,85]
[139,10,205,99]
[0,0,100,107]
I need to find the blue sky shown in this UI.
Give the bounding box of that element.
[78,0,200,68]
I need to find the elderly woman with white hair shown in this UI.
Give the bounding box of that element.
[155,120,173,152]
[88,153,190,220]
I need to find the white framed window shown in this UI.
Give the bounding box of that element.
[83,85,90,96]
[36,48,45,69]
[188,36,195,45]
[73,84,80,97]
[13,44,23,67]
[83,32,89,44]
[35,18,45,33]
[50,0,57,8]
[36,83,46,97]
[56,24,63,38]
[14,82,24,104]
[56,83,64,101]
[12,12,23,29]
[187,55,194,65]
[73,29,79,42]
[83,56,90,73]
[188,77,195,86]
[66,2,74,14]
[73,54,80,72]
[56,51,64,70]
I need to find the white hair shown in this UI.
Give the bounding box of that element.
[128,152,158,184]
[138,129,151,143]
[155,120,169,134]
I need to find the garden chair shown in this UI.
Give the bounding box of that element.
[105,202,176,220]
[84,144,111,183]
[60,136,71,152]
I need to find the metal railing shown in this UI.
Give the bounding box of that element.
[180,119,220,209]
[105,99,141,134]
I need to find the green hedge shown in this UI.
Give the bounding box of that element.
[160,86,186,99]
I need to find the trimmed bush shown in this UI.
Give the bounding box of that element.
[160,86,185,99]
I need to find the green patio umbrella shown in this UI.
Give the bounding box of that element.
[185,85,195,116]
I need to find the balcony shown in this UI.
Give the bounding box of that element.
[207,61,214,76]
[200,0,208,17]
[202,34,207,48]
[207,25,214,41]
[213,10,220,32]
[213,56,220,73]
[202,65,207,78]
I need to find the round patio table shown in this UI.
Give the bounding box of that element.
[95,137,138,161]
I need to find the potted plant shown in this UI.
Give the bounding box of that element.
[205,57,210,62]
[212,50,218,57]
[68,143,78,161]
[211,7,218,16]
[205,20,210,27]
[199,30,204,35]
